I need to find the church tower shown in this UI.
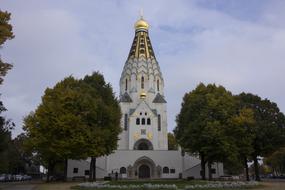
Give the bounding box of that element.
[118,16,168,150]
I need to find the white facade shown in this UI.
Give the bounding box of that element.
[67,17,224,180]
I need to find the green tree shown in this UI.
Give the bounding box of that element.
[265,147,285,176]
[238,93,285,181]
[24,76,87,181]
[0,10,14,168]
[168,133,178,150]
[174,83,238,180]
[0,10,14,85]
[227,107,256,181]
[81,73,121,181]
[24,72,121,182]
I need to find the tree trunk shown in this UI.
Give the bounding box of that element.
[200,153,206,180]
[244,156,249,181]
[253,156,260,181]
[89,157,94,181]
[47,161,51,183]
[64,158,68,181]
[92,157,96,181]
[208,162,212,181]
[46,160,54,183]
[89,157,97,181]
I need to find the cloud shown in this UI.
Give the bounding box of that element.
[1,0,285,136]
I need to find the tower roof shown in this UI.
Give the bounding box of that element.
[127,17,156,60]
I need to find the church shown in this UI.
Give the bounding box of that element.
[67,16,224,179]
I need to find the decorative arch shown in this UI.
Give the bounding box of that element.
[134,139,153,150]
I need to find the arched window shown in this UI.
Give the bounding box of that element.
[142,118,145,125]
[125,78,128,91]
[157,79,160,91]
[147,118,151,125]
[136,118,140,125]
[163,167,169,174]
[141,76,144,89]
[120,167,126,174]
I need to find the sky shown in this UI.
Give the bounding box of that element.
[1,0,285,137]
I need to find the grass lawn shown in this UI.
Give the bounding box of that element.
[35,182,78,190]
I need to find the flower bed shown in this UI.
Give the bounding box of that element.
[77,181,259,189]
[185,181,259,189]
[78,182,178,189]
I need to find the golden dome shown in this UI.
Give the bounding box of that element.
[134,18,149,30]
[140,91,147,99]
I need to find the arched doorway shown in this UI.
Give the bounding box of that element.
[133,156,156,179]
[134,139,153,150]
[138,164,150,178]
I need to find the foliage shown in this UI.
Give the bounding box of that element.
[0,10,15,173]
[168,133,178,150]
[238,93,285,180]
[0,10,14,85]
[0,9,14,172]
[265,147,285,175]
[174,83,239,179]
[24,76,87,167]
[239,93,285,156]
[0,101,15,173]
[23,72,121,181]
[80,73,121,158]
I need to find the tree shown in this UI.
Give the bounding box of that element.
[227,107,256,181]
[0,10,15,173]
[0,9,14,161]
[81,73,121,181]
[174,83,239,180]
[168,133,178,150]
[0,10,14,85]
[238,93,285,181]
[24,76,87,181]
[0,101,15,173]
[24,72,121,182]
[264,147,285,176]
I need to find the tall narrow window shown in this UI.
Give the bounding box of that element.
[147,118,151,125]
[142,118,145,125]
[124,114,128,131]
[125,78,128,91]
[158,114,161,131]
[157,79,160,91]
[136,118,140,125]
[141,76,144,89]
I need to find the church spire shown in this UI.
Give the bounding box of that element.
[127,16,156,60]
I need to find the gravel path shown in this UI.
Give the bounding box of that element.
[0,183,37,190]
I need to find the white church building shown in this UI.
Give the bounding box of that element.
[67,17,224,179]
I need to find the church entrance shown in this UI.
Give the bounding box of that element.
[133,156,156,179]
[138,164,150,178]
